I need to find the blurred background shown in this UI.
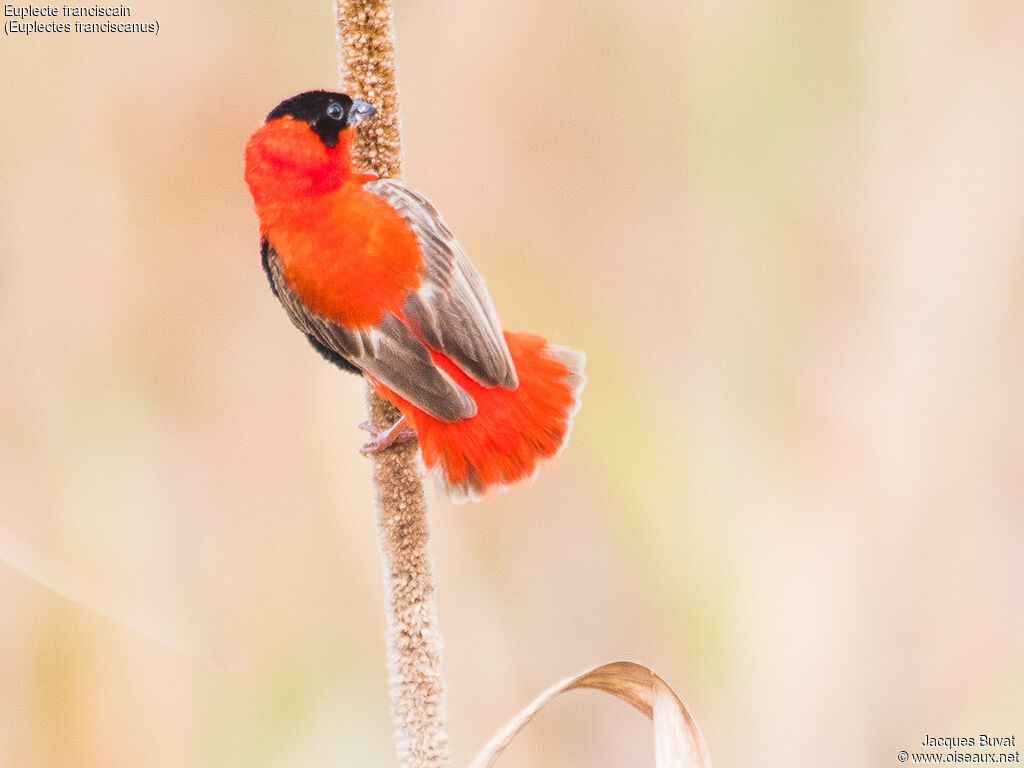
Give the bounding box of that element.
[2,1,1023,766]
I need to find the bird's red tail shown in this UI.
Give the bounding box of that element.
[376,331,585,501]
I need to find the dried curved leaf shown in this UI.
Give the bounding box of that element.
[466,661,711,768]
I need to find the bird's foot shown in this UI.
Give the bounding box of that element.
[358,416,416,455]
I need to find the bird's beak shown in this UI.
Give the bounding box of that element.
[349,100,377,127]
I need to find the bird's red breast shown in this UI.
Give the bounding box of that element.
[245,116,422,328]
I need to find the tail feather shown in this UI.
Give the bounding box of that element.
[378,331,585,502]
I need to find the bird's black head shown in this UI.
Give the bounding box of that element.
[266,91,377,148]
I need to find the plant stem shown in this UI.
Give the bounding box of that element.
[334,2,452,767]
[336,0,402,180]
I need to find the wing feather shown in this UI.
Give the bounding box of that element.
[363,179,518,389]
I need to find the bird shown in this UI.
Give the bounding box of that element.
[244,90,585,501]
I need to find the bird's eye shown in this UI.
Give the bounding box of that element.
[326,102,344,120]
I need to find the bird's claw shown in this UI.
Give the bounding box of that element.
[359,416,416,455]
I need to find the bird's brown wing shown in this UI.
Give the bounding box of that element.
[263,241,476,422]
[364,178,518,389]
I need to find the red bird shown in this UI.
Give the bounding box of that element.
[244,91,584,501]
